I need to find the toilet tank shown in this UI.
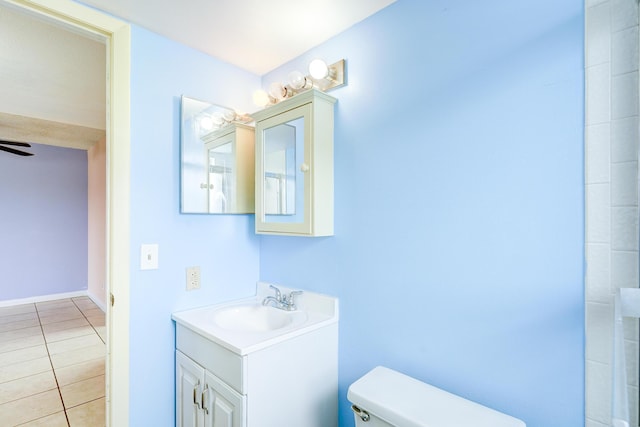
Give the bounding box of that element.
[347,366,526,427]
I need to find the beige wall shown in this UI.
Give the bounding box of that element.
[88,137,106,308]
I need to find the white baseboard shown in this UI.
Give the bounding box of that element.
[87,289,107,312]
[0,290,93,308]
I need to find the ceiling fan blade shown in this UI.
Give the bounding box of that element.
[0,140,31,148]
[0,145,34,156]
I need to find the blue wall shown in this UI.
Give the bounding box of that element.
[123,0,584,425]
[0,143,88,300]
[128,28,261,426]
[259,1,585,426]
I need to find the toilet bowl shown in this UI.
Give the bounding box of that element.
[347,366,525,427]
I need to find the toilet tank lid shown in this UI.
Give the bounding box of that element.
[347,367,525,427]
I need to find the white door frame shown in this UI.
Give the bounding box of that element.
[1,1,131,425]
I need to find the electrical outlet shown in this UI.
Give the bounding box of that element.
[186,266,201,291]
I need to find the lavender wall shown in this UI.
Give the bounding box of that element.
[0,143,88,301]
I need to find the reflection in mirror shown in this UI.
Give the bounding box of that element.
[262,116,304,222]
[180,96,253,214]
[206,141,232,213]
[264,124,295,215]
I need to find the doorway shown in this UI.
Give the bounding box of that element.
[0,0,132,425]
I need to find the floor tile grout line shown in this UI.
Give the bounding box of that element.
[64,395,105,411]
[71,297,106,345]
[0,335,45,356]
[63,298,106,426]
[34,301,72,427]
[0,307,38,319]
[0,365,52,390]
[0,320,40,334]
[0,310,39,323]
[67,297,107,426]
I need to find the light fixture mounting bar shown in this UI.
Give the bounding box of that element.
[310,59,346,92]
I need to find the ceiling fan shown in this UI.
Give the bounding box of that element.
[0,140,34,156]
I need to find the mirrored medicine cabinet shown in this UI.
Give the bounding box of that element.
[252,89,337,236]
[180,96,254,214]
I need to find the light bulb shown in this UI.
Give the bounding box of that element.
[252,89,271,107]
[268,82,287,101]
[222,110,236,122]
[211,112,224,126]
[287,70,309,90]
[199,116,213,131]
[308,59,329,79]
[234,110,249,122]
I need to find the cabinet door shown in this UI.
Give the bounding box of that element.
[203,371,246,427]
[176,351,205,427]
[253,89,336,236]
[205,134,235,214]
[199,124,254,214]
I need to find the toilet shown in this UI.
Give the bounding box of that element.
[347,366,526,427]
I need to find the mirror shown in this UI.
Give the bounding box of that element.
[180,96,254,214]
[261,116,305,224]
[264,123,296,215]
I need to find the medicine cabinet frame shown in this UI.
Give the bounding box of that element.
[253,89,337,236]
[201,123,255,214]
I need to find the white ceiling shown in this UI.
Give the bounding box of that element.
[0,4,106,148]
[79,0,396,75]
[0,0,395,150]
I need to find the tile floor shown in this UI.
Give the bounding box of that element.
[0,296,106,426]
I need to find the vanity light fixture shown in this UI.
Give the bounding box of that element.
[253,58,346,107]
[197,110,251,135]
[287,70,313,91]
[308,58,345,91]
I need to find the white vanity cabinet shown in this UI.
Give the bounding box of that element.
[201,123,255,214]
[174,316,338,427]
[252,89,337,236]
[176,351,245,427]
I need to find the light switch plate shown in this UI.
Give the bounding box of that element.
[140,244,159,270]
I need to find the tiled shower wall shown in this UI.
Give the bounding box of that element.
[586,0,640,426]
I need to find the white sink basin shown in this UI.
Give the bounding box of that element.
[211,304,305,332]
[172,282,338,354]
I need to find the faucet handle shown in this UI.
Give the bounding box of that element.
[286,291,303,309]
[269,284,282,300]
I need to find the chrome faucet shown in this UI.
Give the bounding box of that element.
[262,285,303,311]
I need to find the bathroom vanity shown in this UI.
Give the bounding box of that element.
[172,283,339,427]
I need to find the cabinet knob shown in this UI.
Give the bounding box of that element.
[300,163,310,172]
